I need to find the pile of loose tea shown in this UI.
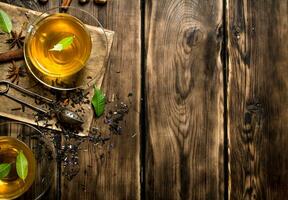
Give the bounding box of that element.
[104,102,129,135]
[33,89,130,180]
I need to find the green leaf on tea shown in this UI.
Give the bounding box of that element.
[16,151,28,181]
[0,163,11,180]
[0,9,12,33]
[92,87,105,117]
[49,36,74,51]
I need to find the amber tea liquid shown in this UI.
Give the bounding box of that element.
[26,13,92,77]
[0,137,36,199]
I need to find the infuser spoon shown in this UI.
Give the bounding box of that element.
[0,80,84,126]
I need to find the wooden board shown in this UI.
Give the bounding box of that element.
[227,0,288,199]
[0,2,114,137]
[145,0,224,199]
[60,0,141,200]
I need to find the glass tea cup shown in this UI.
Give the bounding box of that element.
[0,122,56,200]
[24,7,108,90]
[0,136,36,200]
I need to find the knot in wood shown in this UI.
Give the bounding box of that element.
[247,102,263,115]
[183,27,203,50]
[242,112,253,142]
[241,102,264,142]
[232,25,242,41]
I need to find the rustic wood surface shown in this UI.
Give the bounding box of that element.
[145,0,224,199]
[227,0,288,199]
[59,0,141,200]
[0,0,288,199]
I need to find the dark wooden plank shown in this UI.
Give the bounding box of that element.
[60,1,141,200]
[0,1,59,200]
[145,0,224,199]
[227,0,288,199]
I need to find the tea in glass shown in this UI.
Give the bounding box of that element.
[0,137,36,199]
[26,13,92,78]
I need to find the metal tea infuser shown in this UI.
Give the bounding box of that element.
[0,80,84,126]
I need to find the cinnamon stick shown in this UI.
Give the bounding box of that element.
[0,49,24,63]
[61,0,73,8]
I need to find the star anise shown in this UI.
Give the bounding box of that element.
[6,31,25,49]
[6,61,26,84]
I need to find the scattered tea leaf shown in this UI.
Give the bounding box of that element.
[92,87,105,117]
[0,9,12,33]
[16,151,28,181]
[49,36,74,51]
[0,163,11,180]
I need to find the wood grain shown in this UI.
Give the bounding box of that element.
[227,0,288,199]
[145,0,224,199]
[60,0,141,200]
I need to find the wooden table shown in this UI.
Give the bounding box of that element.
[1,0,287,199]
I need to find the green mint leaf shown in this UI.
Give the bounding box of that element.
[0,9,12,33]
[91,87,105,117]
[16,151,28,181]
[0,163,11,180]
[49,36,74,51]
